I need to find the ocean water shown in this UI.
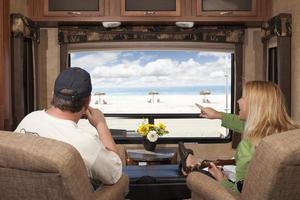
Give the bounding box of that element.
[93,85,231,96]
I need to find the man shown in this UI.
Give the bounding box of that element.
[15,67,122,186]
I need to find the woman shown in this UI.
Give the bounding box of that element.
[179,81,299,193]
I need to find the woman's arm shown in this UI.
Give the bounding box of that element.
[197,105,245,133]
[221,113,245,133]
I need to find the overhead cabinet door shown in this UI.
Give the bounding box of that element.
[44,0,103,16]
[121,0,180,16]
[197,0,257,16]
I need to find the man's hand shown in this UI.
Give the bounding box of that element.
[196,104,223,119]
[86,107,118,154]
[208,162,226,182]
[86,107,107,129]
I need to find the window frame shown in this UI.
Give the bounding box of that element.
[67,41,241,144]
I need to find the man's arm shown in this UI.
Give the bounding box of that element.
[86,107,123,184]
[91,147,122,184]
[86,107,118,155]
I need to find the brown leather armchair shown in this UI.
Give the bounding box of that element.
[0,131,129,200]
[186,129,300,200]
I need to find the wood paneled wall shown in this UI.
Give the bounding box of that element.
[0,0,12,130]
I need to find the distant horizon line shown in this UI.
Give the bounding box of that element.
[91,85,231,96]
[93,84,231,89]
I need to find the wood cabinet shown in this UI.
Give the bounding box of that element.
[121,0,180,17]
[196,0,257,17]
[28,0,270,25]
[43,0,104,17]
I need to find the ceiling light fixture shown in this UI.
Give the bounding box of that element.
[175,22,194,28]
[102,22,121,28]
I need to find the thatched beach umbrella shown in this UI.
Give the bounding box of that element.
[148,91,159,103]
[200,90,211,103]
[94,92,106,104]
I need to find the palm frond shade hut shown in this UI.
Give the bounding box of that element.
[200,90,211,103]
[94,92,106,104]
[148,91,159,103]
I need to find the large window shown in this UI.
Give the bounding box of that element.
[71,50,232,140]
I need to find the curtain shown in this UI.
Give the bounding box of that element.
[11,14,39,129]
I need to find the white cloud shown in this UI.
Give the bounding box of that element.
[197,51,228,61]
[210,70,225,78]
[142,59,177,76]
[72,51,231,88]
[72,52,119,70]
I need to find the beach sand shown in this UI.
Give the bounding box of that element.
[80,94,231,138]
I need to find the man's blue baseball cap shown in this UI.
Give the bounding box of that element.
[54,67,92,101]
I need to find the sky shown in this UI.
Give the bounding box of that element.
[71,51,231,91]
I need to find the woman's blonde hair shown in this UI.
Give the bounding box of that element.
[243,81,299,145]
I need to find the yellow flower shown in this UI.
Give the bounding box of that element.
[147,124,155,129]
[157,122,166,130]
[137,122,168,138]
[137,123,149,136]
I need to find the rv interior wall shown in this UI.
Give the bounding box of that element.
[0,0,11,130]
[244,28,264,81]
[272,0,300,121]
[45,28,60,107]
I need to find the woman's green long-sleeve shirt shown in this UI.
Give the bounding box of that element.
[221,113,245,134]
[220,113,255,193]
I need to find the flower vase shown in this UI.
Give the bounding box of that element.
[142,137,157,151]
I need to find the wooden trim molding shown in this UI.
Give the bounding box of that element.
[0,0,12,130]
[231,43,243,148]
[0,105,4,130]
[0,3,4,113]
[60,44,68,71]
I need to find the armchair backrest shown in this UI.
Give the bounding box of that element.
[0,131,93,200]
[242,129,300,200]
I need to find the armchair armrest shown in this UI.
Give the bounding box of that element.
[93,173,129,200]
[187,172,237,200]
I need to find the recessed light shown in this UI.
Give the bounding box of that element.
[175,22,194,28]
[102,22,121,28]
